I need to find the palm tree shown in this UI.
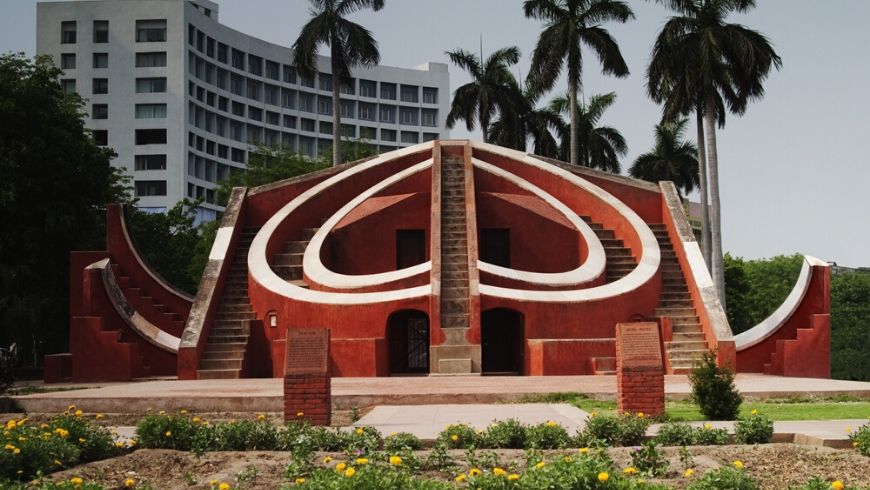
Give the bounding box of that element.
[524,0,634,166]
[549,92,627,173]
[292,0,385,166]
[445,46,522,143]
[489,80,564,158]
[629,118,698,197]
[647,0,782,307]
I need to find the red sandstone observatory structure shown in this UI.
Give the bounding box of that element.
[47,141,831,381]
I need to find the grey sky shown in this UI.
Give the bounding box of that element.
[2,0,868,267]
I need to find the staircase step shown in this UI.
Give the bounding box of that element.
[285,241,308,254]
[199,358,243,370]
[274,253,303,266]
[667,341,708,351]
[197,369,241,380]
[215,311,256,321]
[203,342,247,352]
[441,314,468,329]
[207,334,249,343]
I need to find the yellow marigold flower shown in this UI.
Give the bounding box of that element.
[344,467,356,477]
[67,405,76,411]
[13,448,20,455]
[5,420,15,430]
[257,414,266,421]
[129,439,138,446]
[218,483,231,490]
[54,460,62,466]
[95,413,104,420]
[684,468,695,478]
[535,461,545,469]
[158,410,166,415]
[508,474,520,481]
[74,410,83,417]
[637,412,645,418]
[192,416,201,423]
[70,477,83,486]
[475,429,484,435]
[390,431,397,437]
[295,477,305,484]
[16,419,26,427]
[450,434,459,442]
[579,447,589,454]
[336,462,347,472]
[124,477,135,488]
[323,456,332,464]
[115,442,125,448]
[389,455,402,466]
[296,411,304,417]
[165,431,172,437]
[590,411,597,417]
[469,468,481,476]
[750,409,758,416]
[545,420,558,427]
[355,427,364,435]
[202,421,210,427]
[179,409,188,415]
[4,444,14,450]
[355,457,369,465]
[78,438,86,444]
[455,474,467,482]
[624,467,637,475]
[853,441,859,448]
[732,460,744,469]
[831,481,844,490]
[40,423,49,429]
[55,428,69,438]
[16,470,22,475]
[845,426,852,434]
[704,422,713,430]
[563,456,573,463]
[209,479,218,486]
[598,472,609,482]
[493,467,507,476]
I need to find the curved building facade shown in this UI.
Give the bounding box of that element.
[37,0,450,220]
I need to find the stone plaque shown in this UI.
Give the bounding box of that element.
[616,323,662,369]
[285,328,330,375]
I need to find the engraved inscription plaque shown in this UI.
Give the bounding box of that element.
[285,328,329,375]
[616,323,662,369]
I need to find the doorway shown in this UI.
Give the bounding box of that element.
[480,228,510,267]
[481,308,523,374]
[396,229,426,269]
[387,310,430,374]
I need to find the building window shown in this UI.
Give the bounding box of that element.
[319,121,333,135]
[248,55,262,76]
[92,78,108,94]
[231,101,245,117]
[136,19,167,42]
[246,80,261,101]
[61,79,76,94]
[359,126,376,140]
[231,49,244,70]
[340,100,355,118]
[301,118,315,132]
[229,73,244,96]
[135,129,167,145]
[93,20,109,43]
[283,115,296,129]
[135,154,167,170]
[401,131,419,144]
[265,60,280,80]
[319,73,332,92]
[217,42,228,63]
[264,84,279,105]
[283,65,296,84]
[92,104,108,119]
[60,53,76,70]
[136,52,167,67]
[340,78,355,95]
[379,105,395,123]
[281,89,296,109]
[341,124,355,138]
[380,128,396,142]
[248,107,262,121]
[92,129,108,146]
[359,79,376,98]
[135,180,167,196]
[299,93,314,112]
[400,84,419,103]
[61,21,76,44]
[358,102,376,121]
[135,103,167,119]
[423,132,438,142]
[317,96,332,115]
[299,73,315,88]
[135,77,166,93]
[93,53,108,69]
[380,82,396,100]
[266,111,280,125]
[399,107,418,125]
[423,87,438,104]
[422,109,438,127]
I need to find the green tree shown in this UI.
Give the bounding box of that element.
[830,270,870,381]
[647,0,782,308]
[548,92,627,172]
[489,81,564,158]
[524,0,634,166]
[0,53,130,358]
[445,46,522,143]
[317,137,377,168]
[724,254,802,333]
[629,118,698,196]
[292,0,384,166]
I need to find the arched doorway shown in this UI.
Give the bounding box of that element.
[481,308,524,375]
[387,310,430,375]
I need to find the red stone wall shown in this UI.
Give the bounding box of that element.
[283,374,331,426]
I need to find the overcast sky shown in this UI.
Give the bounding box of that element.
[2,0,869,267]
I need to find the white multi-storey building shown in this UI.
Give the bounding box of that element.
[37,0,451,220]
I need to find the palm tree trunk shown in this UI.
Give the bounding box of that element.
[331,59,341,167]
[696,108,712,269]
[704,93,726,310]
[569,78,578,165]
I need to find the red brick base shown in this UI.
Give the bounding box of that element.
[617,369,664,417]
[283,374,331,426]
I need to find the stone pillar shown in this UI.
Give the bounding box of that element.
[283,328,331,425]
[615,322,665,417]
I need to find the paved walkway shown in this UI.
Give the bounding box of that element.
[10,374,870,413]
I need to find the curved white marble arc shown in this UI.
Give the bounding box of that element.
[472,141,661,303]
[734,255,828,351]
[472,158,606,287]
[248,143,435,305]
[88,258,181,353]
[303,159,434,289]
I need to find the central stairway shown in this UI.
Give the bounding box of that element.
[433,153,478,374]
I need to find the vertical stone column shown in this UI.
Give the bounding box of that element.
[615,322,665,417]
[283,328,331,426]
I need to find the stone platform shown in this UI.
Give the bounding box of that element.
[9,374,870,414]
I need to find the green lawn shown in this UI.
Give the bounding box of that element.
[521,393,870,421]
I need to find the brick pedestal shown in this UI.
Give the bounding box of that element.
[615,322,665,417]
[283,374,331,425]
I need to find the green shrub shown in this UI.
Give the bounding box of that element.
[849,422,870,456]
[346,425,383,453]
[302,457,452,489]
[687,466,759,490]
[437,423,478,449]
[526,421,570,449]
[796,476,834,490]
[481,419,527,449]
[0,348,15,394]
[618,413,652,446]
[630,440,669,477]
[655,422,696,446]
[135,414,199,451]
[384,432,423,452]
[734,412,774,444]
[693,424,729,445]
[577,413,651,447]
[689,351,742,420]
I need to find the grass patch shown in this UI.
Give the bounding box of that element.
[5,385,92,396]
[520,393,870,421]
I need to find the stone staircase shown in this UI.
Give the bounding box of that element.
[274,226,321,289]
[433,153,478,374]
[197,228,258,379]
[579,216,636,283]
[650,224,707,374]
[113,265,186,337]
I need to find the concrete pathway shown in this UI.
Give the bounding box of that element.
[10,374,870,413]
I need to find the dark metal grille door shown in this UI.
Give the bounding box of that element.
[405,317,429,371]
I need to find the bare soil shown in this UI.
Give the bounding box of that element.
[41,444,870,490]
